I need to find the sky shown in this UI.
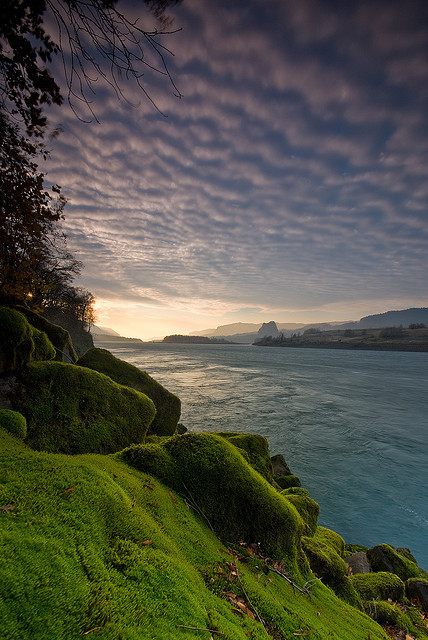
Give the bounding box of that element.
[44,0,428,340]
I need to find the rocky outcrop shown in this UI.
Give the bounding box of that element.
[345,551,371,575]
[256,321,280,340]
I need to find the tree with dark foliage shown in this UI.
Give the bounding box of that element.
[0,0,182,135]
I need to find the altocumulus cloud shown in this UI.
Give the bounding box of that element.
[44,0,428,336]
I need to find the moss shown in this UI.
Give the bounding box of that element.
[0,409,27,439]
[406,577,428,610]
[281,490,319,536]
[0,307,34,372]
[368,544,421,581]
[314,526,346,557]
[215,432,274,481]
[351,572,405,602]
[364,601,415,633]
[30,327,56,362]
[12,306,78,363]
[276,474,301,489]
[0,428,392,640]
[346,543,369,555]
[11,361,156,454]
[122,432,306,567]
[77,348,180,436]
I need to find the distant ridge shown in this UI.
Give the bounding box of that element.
[190,308,428,342]
[91,325,121,337]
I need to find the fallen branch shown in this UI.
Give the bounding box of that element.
[268,567,312,597]
[233,558,265,626]
[176,625,224,635]
[182,483,215,533]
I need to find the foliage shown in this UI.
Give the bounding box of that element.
[350,572,405,602]
[379,326,404,339]
[11,361,156,454]
[0,112,67,306]
[0,0,182,135]
[76,347,181,436]
[0,428,392,640]
[0,408,27,439]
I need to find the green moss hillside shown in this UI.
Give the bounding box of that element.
[77,347,181,436]
[11,361,156,454]
[0,429,392,640]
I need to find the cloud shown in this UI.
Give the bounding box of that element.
[42,0,428,336]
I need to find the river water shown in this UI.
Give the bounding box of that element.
[95,340,428,569]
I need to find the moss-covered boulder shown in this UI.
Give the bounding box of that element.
[11,361,156,454]
[0,307,34,372]
[31,327,56,362]
[215,432,274,482]
[350,571,405,602]
[271,453,292,478]
[302,527,360,606]
[122,432,305,567]
[276,474,301,489]
[367,544,421,581]
[13,306,78,363]
[281,488,319,536]
[406,577,428,611]
[0,408,27,439]
[77,348,180,436]
[363,600,415,634]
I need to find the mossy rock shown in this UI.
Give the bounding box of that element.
[11,361,156,454]
[367,544,421,581]
[11,306,78,363]
[77,348,180,436]
[350,571,405,602]
[302,534,361,607]
[215,432,274,482]
[315,526,346,557]
[122,432,305,566]
[271,453,292,477]
[363,600,415,633]
[0,307,34,372]
[406,577,428,611]
[0,409,27,439]
[345,543,369,555]
[31,327,56,362]
[276,474,301,489]
[281,489,319,536]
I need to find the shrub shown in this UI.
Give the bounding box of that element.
[0,307,34,372]
[350,572,405,602]
[12,361,156,454]
[0,409,27,439]
[122,432,305,566]
[77,348,180,436]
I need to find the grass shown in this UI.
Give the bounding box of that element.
[0,428,392,640]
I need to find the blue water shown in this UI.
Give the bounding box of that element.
[96,340,428,569]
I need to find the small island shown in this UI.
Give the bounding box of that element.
[163,334,236,344]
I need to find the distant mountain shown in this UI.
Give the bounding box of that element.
[338,308,428,330]
[91,325,121,337]
[189,322,261,337]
